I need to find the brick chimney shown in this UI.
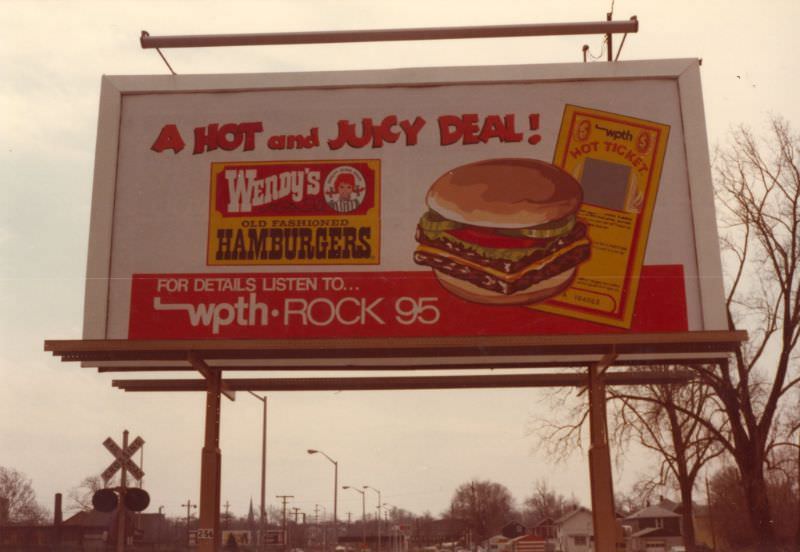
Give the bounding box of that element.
[54,493,63,526]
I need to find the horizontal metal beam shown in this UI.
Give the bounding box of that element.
[44,331,746,365]
[93,358,682,373]
[140,19,638,49]
[112,371,691,392]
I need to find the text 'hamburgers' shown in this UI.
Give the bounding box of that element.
[413,158,591,305]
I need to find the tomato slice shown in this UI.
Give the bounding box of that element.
[447,227,551,250]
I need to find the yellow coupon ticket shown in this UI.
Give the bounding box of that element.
[534,105,670,328]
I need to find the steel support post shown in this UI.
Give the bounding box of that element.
[198,367,222,551]
[587,363,624,552]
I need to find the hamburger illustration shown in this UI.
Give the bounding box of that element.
[413,158,591,305]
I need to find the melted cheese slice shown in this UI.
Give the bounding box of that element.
[416,238,589,283]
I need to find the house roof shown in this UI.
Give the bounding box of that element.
[554,507,591,525]
[62,510,163,529]
[63,510,112,527]
[655,498,681,512]
[625,505,680,520]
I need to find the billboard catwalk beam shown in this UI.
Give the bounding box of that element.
[109,370,692,392]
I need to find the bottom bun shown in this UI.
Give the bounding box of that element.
[434,268,576,306]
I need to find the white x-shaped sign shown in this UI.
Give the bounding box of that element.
[101,436,145,482]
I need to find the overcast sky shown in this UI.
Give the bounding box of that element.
[2,0,799,522]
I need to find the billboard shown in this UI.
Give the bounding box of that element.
[84,59,726,345]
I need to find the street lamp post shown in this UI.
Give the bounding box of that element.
[342,486,366,548]
[249,392,268,552]
[308,449,338,552]
[363,486,381,552]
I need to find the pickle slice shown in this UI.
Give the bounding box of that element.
[506,215,576,239]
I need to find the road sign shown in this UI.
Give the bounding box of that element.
[263,530,285,545]
[102,435,145,482]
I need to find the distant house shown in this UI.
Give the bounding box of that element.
[509,533,546,552]
[553,507,593,552]
[623,505,682,552]
[501,521,527,539]
[530,517,556,541]
[416,518,471,547]
[60,510,168,546]
[484,534,513,552]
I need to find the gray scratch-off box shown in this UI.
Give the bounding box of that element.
[580,157,632,211]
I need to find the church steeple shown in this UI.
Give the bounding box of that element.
[248,497,256,530]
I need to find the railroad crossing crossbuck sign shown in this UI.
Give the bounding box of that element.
[102,435,145,482]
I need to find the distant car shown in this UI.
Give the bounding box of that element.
[668,547,686,552]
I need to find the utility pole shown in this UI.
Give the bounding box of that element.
[182,500,197,546]
[293,508,301,523]
[277,495,293,552]
[224,501,231,529]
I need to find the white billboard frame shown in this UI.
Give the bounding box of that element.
[84,58,727,358]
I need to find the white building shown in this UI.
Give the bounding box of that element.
[553,507,593,552]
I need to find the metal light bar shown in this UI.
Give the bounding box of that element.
[112,370,691,392]
[140,19,638,49]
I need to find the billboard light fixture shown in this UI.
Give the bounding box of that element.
[140,18,638,50]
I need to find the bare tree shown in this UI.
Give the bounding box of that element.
[522,479,580,527]
[448,479,514,542]
[535,377,723,552]
[614,482,652,518]
[66,474,104,513]
[691,117,800,550]
[610,378,725,552]
[708,459,799,550]
[0,466,49,524]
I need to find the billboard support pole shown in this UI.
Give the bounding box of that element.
[587,353,624,552]
[192,354,223,552]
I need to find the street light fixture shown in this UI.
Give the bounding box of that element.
[249,392,268,552]
[308,449,338,552]
[343,486,367,548]
[363,485,382,552]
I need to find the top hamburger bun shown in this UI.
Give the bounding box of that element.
[426,158,583,229]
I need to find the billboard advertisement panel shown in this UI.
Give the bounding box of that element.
[84,59,726,344]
